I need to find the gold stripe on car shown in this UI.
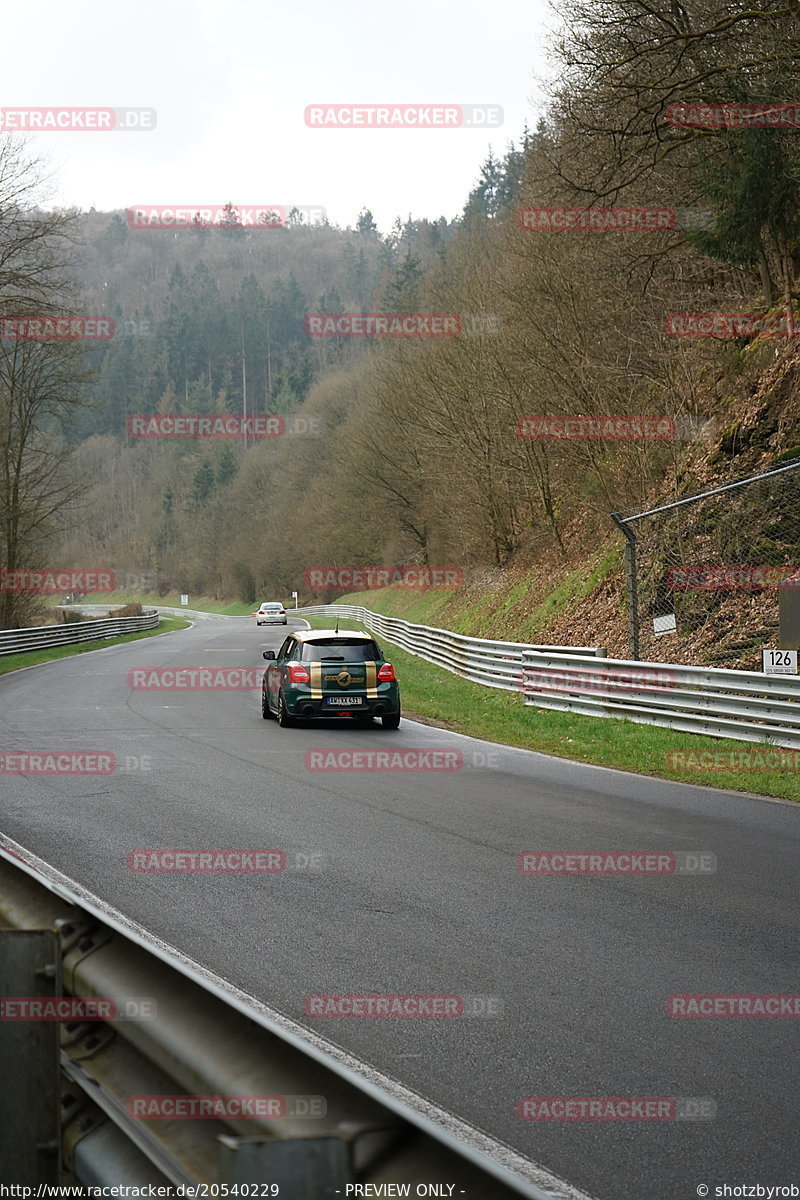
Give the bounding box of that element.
[310,663,323,698]
[364,660,379,698]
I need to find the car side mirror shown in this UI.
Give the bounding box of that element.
[262,650,276,660]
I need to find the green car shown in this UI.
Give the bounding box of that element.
[261,628,401,729]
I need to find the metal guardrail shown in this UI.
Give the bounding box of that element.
[0,611,159,656]
[298,604,800,749]
[520,652,800,749]
[296,604,606,690]
[65,603,224,621]
[0,844,589,1199]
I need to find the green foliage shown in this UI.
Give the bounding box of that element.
[356,209,378,234]
[216,444,237,486]
[191,461,215,506]
[689,124,800,297]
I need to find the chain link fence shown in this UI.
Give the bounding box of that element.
[611,459,800,665]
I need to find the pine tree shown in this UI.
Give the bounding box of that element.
[357,208,378,235]
[216,444,237,486]
[191,461,215,506]
[464,149,506,220]
[690,126,800,310]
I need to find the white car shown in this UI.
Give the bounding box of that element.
[256,602,288,626]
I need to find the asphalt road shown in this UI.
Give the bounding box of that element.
[1,615,799,1199]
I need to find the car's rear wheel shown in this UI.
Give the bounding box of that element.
[261,689,273,720]
[277,691,295,727]
[381,710,401,730]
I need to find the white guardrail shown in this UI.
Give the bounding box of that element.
[0,611,159,655]
[519,652,800,750]
[0,845,577,1198]
[295,604,606,690]
[298,604,800,750]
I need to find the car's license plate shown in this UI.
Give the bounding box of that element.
[326,696,364,706]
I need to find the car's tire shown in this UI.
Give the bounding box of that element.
[277,691,295,727]
[261,689,274,720]
[381,710,401,730]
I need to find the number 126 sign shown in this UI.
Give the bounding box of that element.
[762,649,798,675]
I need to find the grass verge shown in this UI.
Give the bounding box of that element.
[0,616,190,677]
[301,614,798,802]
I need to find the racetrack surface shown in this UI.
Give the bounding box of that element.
[1,615,798,1199]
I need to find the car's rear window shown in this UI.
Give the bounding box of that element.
[262,604,283,610]
[300,639,382,662]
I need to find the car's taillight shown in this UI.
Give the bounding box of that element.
[377,663,395,682]
[289,664,310,683]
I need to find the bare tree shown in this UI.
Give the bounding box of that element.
[0,137,89,628]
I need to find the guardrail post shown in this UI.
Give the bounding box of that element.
[0,930,62,1183]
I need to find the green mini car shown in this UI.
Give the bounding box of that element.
[261,628,401,729]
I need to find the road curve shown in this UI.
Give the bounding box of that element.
[1,615,799,1199]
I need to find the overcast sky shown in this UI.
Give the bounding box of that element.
[2,0,560,232]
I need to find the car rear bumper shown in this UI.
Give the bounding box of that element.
[285,695,400,719]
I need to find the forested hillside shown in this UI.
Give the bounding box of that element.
[69,205,461,442]
[4,0,800,663]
